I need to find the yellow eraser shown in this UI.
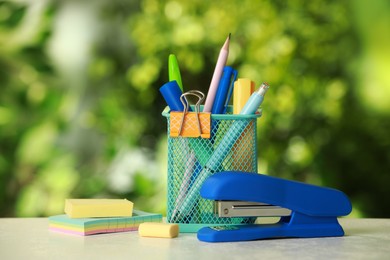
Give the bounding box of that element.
[139,222,179,238]
[64,199,133,218]
[233,78,255,114]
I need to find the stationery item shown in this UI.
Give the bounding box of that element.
[139,222,179,238]
[170,112,210,138]
[211,66,237,114]
[163,106,260,230]
[197,171,352,242]
[160,88,213,222]
[160,81,212,165]
[203,34,231,112]
[65,199,133,218]
[169,54,184,91]
[160,81,186,111]
[160,83,212,165]
[232,78,255,169]
[49,210,162,236]
[168,91,211,221]
[170,91,211,138]
[176,83,270,219]
[233,78,255,114]
[240,82,269,114]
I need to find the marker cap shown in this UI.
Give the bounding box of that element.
[159,81,184,112]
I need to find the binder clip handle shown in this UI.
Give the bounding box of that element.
[178,91,205,136]
[180,90,205,113]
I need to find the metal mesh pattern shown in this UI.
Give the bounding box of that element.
[163,107,260,225]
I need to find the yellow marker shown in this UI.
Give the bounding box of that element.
[232,78,255,170]
[139,222,179,238]
[233,78,255,114]
[64,199,133,218]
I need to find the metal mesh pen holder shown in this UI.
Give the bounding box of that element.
[162,105,262,231]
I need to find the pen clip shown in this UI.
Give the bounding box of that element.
[179,90,205,136]
[223,69,238,113]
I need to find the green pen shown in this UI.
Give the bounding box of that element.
[169,54,183,91]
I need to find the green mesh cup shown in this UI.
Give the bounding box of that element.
[162,106,261,232]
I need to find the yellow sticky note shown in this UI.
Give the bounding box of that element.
[65,199,133,218]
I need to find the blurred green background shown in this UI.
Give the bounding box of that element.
[1,0,389,218]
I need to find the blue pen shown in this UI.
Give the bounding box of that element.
[211,66,237,114]
[177,82,270,219]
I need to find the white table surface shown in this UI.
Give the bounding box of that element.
[0,218,389,260]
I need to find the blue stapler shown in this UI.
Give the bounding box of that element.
[197,171,352,242]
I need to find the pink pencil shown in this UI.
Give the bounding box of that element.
[203,34,231,112]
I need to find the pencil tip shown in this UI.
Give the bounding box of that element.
[222,33,231,50]
[228,33,231,39]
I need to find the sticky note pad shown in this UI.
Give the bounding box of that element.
[49,210,162,236]
[65,199,133,218]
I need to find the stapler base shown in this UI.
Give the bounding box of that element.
[197,211,345,242]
